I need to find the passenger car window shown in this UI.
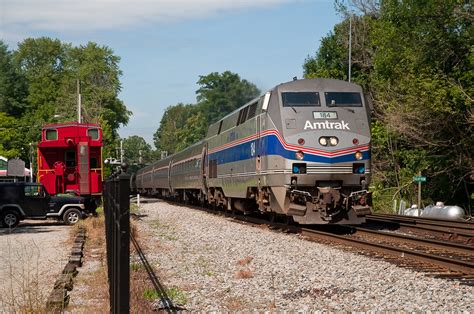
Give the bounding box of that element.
[282,92,320,107]
[325,92,362,107]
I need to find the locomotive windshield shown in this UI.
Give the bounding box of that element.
[282,92,320,107]
[325,92,362,107]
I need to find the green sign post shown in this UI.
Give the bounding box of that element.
[413,173,427,215]
[413,176,427,182]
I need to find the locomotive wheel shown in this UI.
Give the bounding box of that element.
[63,208,82,225]
[1,210,20,228]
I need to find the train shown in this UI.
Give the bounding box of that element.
[133,78,372,224]
[37,122,103,211]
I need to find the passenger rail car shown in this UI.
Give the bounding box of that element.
[135,78,372,224]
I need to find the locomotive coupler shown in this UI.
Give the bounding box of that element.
[315,187,342,220]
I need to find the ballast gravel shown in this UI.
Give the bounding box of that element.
[135,200,473,312]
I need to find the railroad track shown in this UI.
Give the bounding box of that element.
[199,207,474,286]
[140,199,474,286]
[130,223,179,313]
[365,213,474,245]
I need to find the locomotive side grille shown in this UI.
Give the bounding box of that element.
[306,166,371,174]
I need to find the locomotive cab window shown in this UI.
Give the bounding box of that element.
[325,92,362,107]
[45,129,58,140]
[88,128,99,140]
[282,92,320,107]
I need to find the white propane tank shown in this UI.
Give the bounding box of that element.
[421,202,466,220]
[404,204,421,217]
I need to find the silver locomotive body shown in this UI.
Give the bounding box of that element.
[135,78,372,224]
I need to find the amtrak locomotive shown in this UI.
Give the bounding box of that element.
[134,78,372,224]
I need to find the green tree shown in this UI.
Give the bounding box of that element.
[0,113,26,159]
[13,37,68,114]
[0,41,27,117]
[56,42,130,131]
[175,110,208,151]
[122,135,152,164]
[303,0,473,211]
[153,103,195,154]
[196,71,260,123]
[153,71,261,154]
[7,37,130,163]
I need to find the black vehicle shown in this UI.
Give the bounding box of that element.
[0,182,96,228]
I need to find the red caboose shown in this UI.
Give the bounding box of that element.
[37,122,103,200]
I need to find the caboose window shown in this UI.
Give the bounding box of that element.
[65,151,76,167]
[282,92,320,107]
[88,128,99,140]
[325,92,362,107]
[45,129,58,140]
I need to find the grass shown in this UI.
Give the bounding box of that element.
[130,263,143,271]
[142,287,187,305]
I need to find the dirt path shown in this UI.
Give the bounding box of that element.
[0,220,70,312]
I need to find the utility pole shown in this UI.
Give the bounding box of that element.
[348,13,352,82]
[77,79,82,123]
[120,140,124,164]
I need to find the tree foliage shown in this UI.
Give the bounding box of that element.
[304,0,473,211]
[153,71,260,154]
[0,37,130,165]
[122,135,152,164]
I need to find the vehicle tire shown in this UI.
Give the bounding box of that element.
[1,210,20,228]
[63,208,82,225]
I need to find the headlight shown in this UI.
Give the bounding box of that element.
[319,137,328,146]
[355,151,363,160]
[329,137,338,146]
[295,150,304,160]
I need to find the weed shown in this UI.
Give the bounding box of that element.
[130,263,143,271]
[235,268,254,279]
[227,297,244,311]
[151,219,169,229]
[237,256,253,266]
[166,287,187,305]
[143,288,160,300]
[142,287,187,305]
[95,206,104,214]
[0,237,47,313]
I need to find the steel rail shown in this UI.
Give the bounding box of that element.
[365,216,474,244]
[367,214,474,232]
[297,227,474,275]
[353,227,474,255]
[226,212,474,275]
[130,233,178,314]
[368,218,474,238]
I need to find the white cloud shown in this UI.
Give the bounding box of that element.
[1,0,292,33]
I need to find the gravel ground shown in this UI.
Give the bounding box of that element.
[0,220,70,312]
[135,200,473,312]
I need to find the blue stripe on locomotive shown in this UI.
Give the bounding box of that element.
[208,134,370,165]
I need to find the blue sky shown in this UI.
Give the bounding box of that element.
[1,0,342,146]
